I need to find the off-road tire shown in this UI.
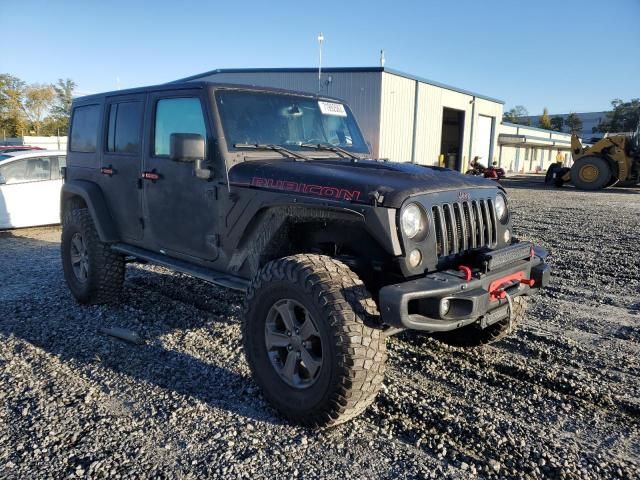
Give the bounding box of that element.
[432,296,528,348]
[571,155,612,190]
[243,254,387,427]
[61,208,125,304]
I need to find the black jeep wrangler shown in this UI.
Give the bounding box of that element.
[61,82,550,427]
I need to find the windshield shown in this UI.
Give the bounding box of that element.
[215,90,369,153]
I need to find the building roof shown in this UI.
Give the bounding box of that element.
[498,133,572,149]
[173,67,505,105]
[501,121,573,136]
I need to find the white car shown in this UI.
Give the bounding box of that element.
[0,150,66,229]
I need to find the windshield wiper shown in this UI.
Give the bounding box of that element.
[300,143,361,161]
[234,143,309,161]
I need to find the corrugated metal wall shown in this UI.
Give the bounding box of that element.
[379,72,503,171]
[189,71,383,157]
[379,73,416,162]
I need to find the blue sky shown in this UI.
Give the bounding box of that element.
[3,0,639,114]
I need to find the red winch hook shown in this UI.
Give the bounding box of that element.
[458,265,472,282]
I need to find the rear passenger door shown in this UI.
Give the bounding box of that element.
[101,95,145,241]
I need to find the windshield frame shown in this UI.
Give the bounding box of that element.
[212,87,370,160]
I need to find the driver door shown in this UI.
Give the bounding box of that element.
[142,91,219,261]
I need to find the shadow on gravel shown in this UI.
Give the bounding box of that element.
[0,302,280,425]
[0,232,281,425]
[501,176,640,194]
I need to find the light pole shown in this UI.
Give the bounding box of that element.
[317,32,324,94]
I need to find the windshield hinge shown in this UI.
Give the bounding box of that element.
[369,190,384,207]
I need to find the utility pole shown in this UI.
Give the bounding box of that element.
[467,96,476,172]
[317,32,324,94]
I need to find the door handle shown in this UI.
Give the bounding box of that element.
[100,165,115,176]
[141,171,161,182]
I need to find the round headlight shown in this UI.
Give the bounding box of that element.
[401,203,425,239]
[495,194,508,222]
[408,248,422,267]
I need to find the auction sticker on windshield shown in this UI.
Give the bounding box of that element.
[318,101,347,117]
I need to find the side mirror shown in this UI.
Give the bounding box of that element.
[170,133,205,162]
[169,133,212,180]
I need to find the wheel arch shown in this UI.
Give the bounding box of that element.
[227,204,398,283]
[61,180,119,243]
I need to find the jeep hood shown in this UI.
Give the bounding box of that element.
[228,158,499,208]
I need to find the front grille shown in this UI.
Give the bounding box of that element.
[432,199,497,257]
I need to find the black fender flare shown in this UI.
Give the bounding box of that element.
[226,202,401,278]
[60,180,119,243]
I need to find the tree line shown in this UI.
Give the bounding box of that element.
[0,73,76,138]
[503,98,640,135]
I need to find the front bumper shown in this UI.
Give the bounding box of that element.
[379,242,551,332]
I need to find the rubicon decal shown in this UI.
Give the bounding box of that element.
[250,177,362,201]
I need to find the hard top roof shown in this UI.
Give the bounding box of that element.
[72,81,348,105]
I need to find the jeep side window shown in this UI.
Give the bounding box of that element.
[106,101,143,154]
[70,104,100,153]
[153,97,206,156]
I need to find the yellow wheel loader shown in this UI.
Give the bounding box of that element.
[547,123,640,190]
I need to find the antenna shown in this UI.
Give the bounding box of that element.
[380,49,385,67]
[317,32,324,94]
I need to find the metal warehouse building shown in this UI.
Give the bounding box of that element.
[178,67,504,172]
[178,67,573,173]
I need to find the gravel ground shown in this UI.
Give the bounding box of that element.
[0,176,638,479]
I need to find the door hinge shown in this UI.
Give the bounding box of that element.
[139,217,145,229]
[137,178,143,189]
[205,187,218,201]
[206,234,220,248]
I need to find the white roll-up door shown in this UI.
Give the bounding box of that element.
[474,115,493,164]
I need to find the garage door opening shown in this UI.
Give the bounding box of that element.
[441,108,465,171]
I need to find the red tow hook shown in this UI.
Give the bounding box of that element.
[492,279,534,301]
[458,265,472,282]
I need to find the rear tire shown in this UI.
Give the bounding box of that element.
[571,156,612,190]
[432,296,528,348]
[243,254,387,427]
[61,208,125,304]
